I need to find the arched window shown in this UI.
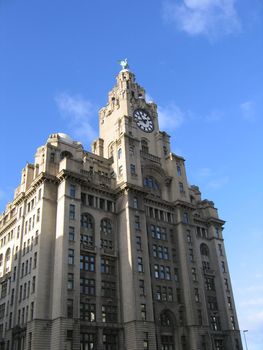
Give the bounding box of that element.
[5,248,11,262]
[60,151,73,160]
[200,243,209,257]
[80,213,94,247]
[100,218,112,235]
[81,213,94,229]
[143,176,160,190]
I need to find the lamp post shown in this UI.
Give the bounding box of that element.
[243,330,248,350]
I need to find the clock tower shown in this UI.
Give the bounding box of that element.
[92,66,172,195]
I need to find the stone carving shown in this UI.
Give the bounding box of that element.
[119,58,129,70]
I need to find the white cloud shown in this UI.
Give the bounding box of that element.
[163,0,241,39]
[240,100,256,121]
[55,93,97,144]
[158,102,187,131]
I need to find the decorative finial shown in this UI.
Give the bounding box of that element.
[118,58,129,70]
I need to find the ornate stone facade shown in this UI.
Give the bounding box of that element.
[0,68,242,350]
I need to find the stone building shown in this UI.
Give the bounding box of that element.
[0,67,243,350]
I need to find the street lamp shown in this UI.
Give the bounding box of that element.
[243,330,248,350]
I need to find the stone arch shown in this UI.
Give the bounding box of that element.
[60,151,73,160]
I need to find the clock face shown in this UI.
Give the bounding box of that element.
[133,109,154,133]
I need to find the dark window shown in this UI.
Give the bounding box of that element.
[69,226,75,241]
[67,273,74,290]
[101,257,115,275]
[69,205,75,220]
[80,254,95,272]
[101,218,112,235]
[103,333,118,350]
[80,303,96,322]
[69,184,76,198]
[141,304,146,320]
[80,333,96,350]
[68,249,74,265]
[101,305,117,323]
[101,281,116,298]
[80,278,95,296]
[67,299,73,318]
[138,257,144,272]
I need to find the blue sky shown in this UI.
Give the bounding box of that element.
[0,0,262,348]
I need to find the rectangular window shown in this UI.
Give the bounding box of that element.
[228,296,232,309]
[68,273,74,290]
[69,204,75,220]
[133,197,138,209]
[179,182,184,193]
[88,195,94,207]
[0,304,5,319]
[183,212,189,224]
[33,252,37,269]
[143,332,149,350]
[103,333,117,349]
[68,249,74,265]
[136,236,142,251]
[137,257,144,272]
[69,184,76,198]
[130,164,136,175]
[192,267,197,281]
[174,268,179,282]
[36,208,40,222]
[69,226,75,241]
[194,288,200,302]
[139,279,145,296]
[205,277,215,291]
[32,276,36,293]
[221,261,226,273]
[35,230,39,245]
[80,333,95,350]
[177,165,182,176]
[30,302,34,320]
[99,198,105,210]
[101,305,117,323]
[80,278,95,296]
[101,281,116,298]
[208,296,218,311]
[230,316,236,330]
[210,316,221,331]
[101,256,115,275]
[141,304,146,320]
[67,299,73,318]
[80,254,95,272]
[134,216,140,230]
[80,303,96,322]
[189,249,194,262]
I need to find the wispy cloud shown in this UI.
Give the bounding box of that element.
[158,102,186,131]
[55,93,98,144]
[240,100,256,121]
[162,0,241,39]
[195,167,229,190]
